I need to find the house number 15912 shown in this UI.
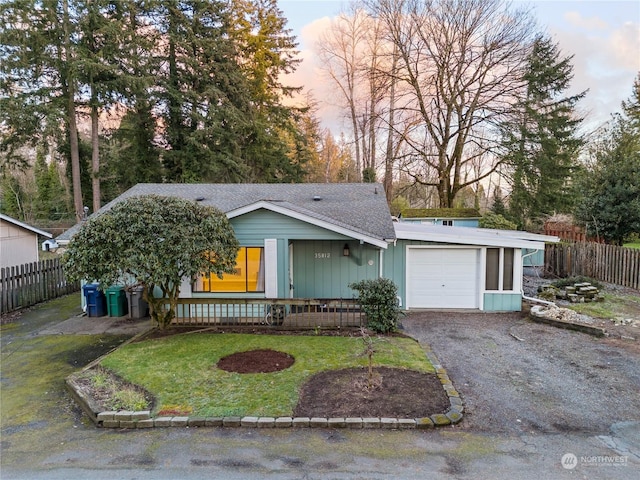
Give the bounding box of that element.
[314,252,331,259]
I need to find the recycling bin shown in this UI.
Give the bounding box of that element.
[83,283,106,317]
[106,286,128,317]
[126,286,148,319]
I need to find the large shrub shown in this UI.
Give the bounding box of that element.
[349,278,401,333]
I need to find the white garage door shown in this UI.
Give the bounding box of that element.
[407,248,479,309]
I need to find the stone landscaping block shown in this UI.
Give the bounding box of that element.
[114,411,134,421]
[397,419,416,429]
[97,411,116,422]
[171,416,189,427]
[292,417,310,427]
[430,414,450,426]
[102,420,120,428]
[275,417,292,428]
[449,404,464,414]
[438,377,452,385]
[362,418,380,429]
[223,417,241,427]
[153,417,173,427]
[131,411,151,421]
[346,418,363,429]
[188,417,206,427]
[241,416,259,427]
[446,411,463,424]
[328,418,346,428]
[568,294,579,303]
[380,418,398,429]
[310,417,328,428]
[443,385,459,396]
[205,417,223,427]
[415,417,434,429]
[119,420,136,429]
[136,419,155,428]
[449,396,463,406]
[257,417,275,428]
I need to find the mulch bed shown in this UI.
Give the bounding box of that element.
[216,349,450,418]
[217,349,295,373]
[294,366,450,418]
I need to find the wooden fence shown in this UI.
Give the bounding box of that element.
[545,242,640,290]
[0,258,80,315]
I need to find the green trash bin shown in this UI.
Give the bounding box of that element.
[106,286,128,317]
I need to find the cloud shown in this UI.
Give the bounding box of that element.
[548,13,639,130]
[563,11,608,31]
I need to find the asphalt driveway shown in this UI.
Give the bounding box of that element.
[402,311,640,436]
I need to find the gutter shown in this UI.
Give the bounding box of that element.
[521,249,556,307]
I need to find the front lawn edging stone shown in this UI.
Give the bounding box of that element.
[66,339,464,430]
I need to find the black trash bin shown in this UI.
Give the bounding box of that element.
[126,286,149,319]
[83,283,106,317]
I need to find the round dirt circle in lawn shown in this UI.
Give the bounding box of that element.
[216,349,295,373]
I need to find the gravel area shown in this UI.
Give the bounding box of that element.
[402,310,640,435]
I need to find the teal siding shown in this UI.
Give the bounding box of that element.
[401,218,479,227]
[523,248,544,267]
[231,209,350,244]
[483,293,522,311]
[292,240,379,298]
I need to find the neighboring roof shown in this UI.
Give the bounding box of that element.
[394,222,559,250]
[57,183,396,247]
[402,208,481,219]
[0,214,52,238]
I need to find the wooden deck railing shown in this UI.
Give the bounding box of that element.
[163,298,365,329]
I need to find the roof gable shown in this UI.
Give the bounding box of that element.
[0,214,52,238]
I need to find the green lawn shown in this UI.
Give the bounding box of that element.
[623,242,640,249]
[99,333,433,417]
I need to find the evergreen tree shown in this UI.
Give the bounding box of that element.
[575,75,640,245]
[229,0,305,181]
[156,0,253,182]
[500,35,585,230]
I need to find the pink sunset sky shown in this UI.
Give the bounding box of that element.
[279,0,640,135]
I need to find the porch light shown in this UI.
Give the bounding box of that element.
[343,243,350,257]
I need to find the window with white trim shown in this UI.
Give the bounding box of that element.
[194,247,264,293]
[485,248,515,291]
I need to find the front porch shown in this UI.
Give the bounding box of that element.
[163,298,365,329]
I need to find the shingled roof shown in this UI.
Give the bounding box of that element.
[57,183,396,246]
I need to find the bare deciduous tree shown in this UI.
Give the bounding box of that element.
[367,0,535,207]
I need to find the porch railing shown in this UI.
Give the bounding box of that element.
[163,298,365,329]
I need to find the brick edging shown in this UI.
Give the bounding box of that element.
[66,344,463,430]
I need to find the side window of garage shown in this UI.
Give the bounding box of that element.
[486,248,515,291]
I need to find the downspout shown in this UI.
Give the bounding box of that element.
[521,249,556,307]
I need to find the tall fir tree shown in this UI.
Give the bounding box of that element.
[500,35,585,230]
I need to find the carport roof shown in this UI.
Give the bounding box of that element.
[394,222,559,250]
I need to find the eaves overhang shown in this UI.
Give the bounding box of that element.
[227,201,390,249]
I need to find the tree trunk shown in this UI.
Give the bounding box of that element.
[91,96,101,215]
[62,0,83,222]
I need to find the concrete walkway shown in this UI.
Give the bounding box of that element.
[38,314,153,336]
